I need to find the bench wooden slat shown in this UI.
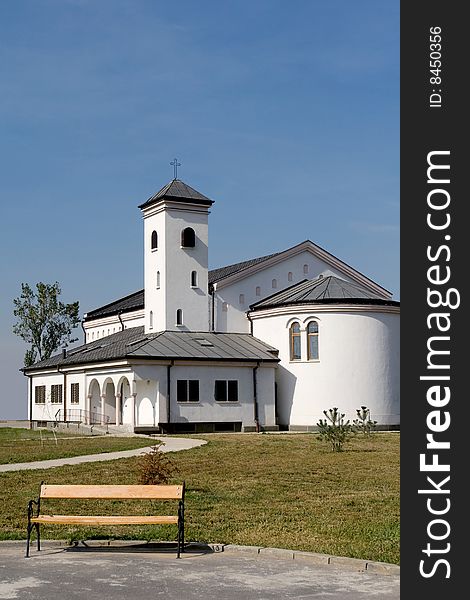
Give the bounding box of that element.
[40,484,183,500]
[31,515,179,525]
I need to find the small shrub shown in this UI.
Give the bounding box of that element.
[353,406,377,436]
[136,441,179,484]
[316,407,355,452]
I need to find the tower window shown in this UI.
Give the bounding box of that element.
[222,302,228,312]
[191,271,197,287]
[181,227,196,248]
[272,279,277,289]
[149,310,154,329]
[239,294,245,305]
[156,271,160,289]
[307,321,319,360]
[176,309,183,326]
[303,264,309,274]
[290,322,301,361]
[151,230,158,250]
[288,272,293,282]
[255,286,261,297]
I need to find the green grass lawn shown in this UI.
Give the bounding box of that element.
[0,432,399,564]
[0,427,155,463]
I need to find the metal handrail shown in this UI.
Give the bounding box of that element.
[54,408,110,425]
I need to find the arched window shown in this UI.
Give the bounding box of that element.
[156,270,160,289]
[307,321,319,360]
[176,309,183,325]
[151,230,158,250]
[181,227,196,248]
[288,272,293,282]
[191,271,197,287]
[149,310,154,329]
[255,286,261,297]
[290,322,301,361]
[239,294,245,305]
[272,279,277,289]
[303,264,309,274]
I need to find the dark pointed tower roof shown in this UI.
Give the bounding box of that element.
[138,179,214,209]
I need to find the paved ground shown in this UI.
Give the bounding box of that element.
[0,543,400,599]
[0,437,206,472]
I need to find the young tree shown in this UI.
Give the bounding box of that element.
[13,282,80,367]
[316,407,355,452]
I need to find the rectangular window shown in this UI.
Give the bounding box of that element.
[35,385,46,404]
[70,383,80,404]
[177,380,199,402]
[215,380,238,402]
[50,384,63,404]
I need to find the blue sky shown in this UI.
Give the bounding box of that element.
[0,0,399,419]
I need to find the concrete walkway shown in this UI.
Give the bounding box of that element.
[0,542,400,599]
[0,437,206,473]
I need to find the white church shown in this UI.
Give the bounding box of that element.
[24,178,400,433]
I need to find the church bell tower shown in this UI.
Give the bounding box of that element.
[138,177,214,334]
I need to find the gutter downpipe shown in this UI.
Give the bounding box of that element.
[118,311,124,331]
[57,349,67,423]
[81,318,87,343]
[166,360,174,432]
[253,361,260,433]
[25,370,33,429]
[247,311,254,335]
[209,284,215,332]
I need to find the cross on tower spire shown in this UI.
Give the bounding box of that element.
[170,158,181,180]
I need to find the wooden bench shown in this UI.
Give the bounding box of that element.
[26,482,185,558]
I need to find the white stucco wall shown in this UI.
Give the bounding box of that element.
[30,371,86,422]
[251,305,400,427]
[28,360,276,430]
[168,363,276,429]
[143,200,210,333]
[84,310,144,342]
[213,250,361,333]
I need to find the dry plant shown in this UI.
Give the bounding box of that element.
[136,441,179,484]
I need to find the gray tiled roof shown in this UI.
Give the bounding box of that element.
[84,290,145,321]
[250,276,400,310]
[138,179,214,210]
[23,327,279,371]
[209,251,282,285]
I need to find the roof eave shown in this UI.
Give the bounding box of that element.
[249,298,401,312]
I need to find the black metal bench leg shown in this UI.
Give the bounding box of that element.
[36,523,41,551]
[25,524,32,558]
[181,518,185,554]
[177,521,181,558]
